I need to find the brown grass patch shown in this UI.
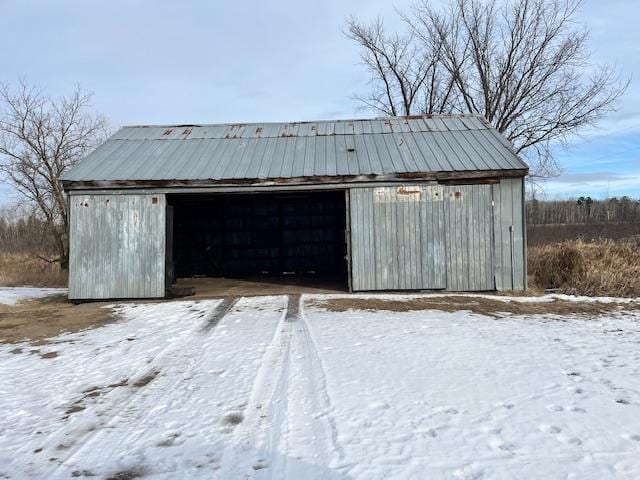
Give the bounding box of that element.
[528,237,640,297]
[307,296,639,318]
[0,253,67,287]
[0,294,116,345]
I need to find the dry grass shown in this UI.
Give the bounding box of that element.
[0,294,116,344]
[0,252,67,287]
[308,296,640,317]
[528,237,640,297]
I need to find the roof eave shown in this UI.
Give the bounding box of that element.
[62,169,529,192]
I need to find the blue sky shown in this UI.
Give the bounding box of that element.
[0,0,638,203]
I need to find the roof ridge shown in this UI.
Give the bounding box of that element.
[120,113,485,130]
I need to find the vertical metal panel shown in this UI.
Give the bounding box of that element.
[443,184,494,291]
[349,185,446,291]
[420,185,447,289]
[521,177,528,290]
[344,190,353,292]
[492,177,526,290]
[69,193,166,300]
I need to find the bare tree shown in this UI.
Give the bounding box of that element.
[346,0,628,178]
[346,16,458,116]
[0,80,109,268]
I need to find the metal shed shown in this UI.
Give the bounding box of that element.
[62,114,528,300]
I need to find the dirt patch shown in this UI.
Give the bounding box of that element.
[133,370,160,388]
[221,411,244,426]
[285,294,301,322]
[71,470,96,477]
[39,351,58,359]
[203,297,237,331]
[307,296,640,318]
[174,275,346,299]
[0,295,116,345]
[63,380,129,420]
[107,378,129,388]
[105,467,146,480]
[64,403,86,417]
[84,389,101,398]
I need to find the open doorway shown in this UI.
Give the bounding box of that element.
[166,190,349,294]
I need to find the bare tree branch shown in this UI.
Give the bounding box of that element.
[346,0,628,178]
[0,79,110,269]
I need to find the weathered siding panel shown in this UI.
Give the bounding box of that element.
[443,184,494,291]
[493,177,526,290]
[350,185,446,291]
[350,183,514,292]
[69,193,166,300]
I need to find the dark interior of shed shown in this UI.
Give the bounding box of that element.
[167,191,349,292]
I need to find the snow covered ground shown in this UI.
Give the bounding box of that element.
[1,290,640,479]
[0,287,66,306]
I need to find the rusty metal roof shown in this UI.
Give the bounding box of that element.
[62,115,527,185]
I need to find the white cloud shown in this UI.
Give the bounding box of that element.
[540,170,640,199]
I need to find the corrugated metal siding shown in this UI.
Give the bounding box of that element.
[493,177,526,290]
[350,185,446,291]
[350,182,524,292]
[62,115,527,183]
[443,184,494,291]
[68,193,166,300]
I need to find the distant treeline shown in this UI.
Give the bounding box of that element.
[526,197,640,245]
[526,196,640,225]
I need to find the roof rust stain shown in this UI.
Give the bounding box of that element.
[224,124,245,139]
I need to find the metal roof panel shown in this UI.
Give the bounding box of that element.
[62,114,527,184]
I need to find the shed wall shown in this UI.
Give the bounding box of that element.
[68,193,166,300]
[67,178,526,300]
[349,179,526,292]
[350,185,446,291]
[492,177,526,290]
[443,184,495,291]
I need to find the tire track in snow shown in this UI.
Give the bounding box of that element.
[214,294,347,479]
[204,296,238,330]
[296,295,347,470]
[44,299,226,478]
[214,295,295,479]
